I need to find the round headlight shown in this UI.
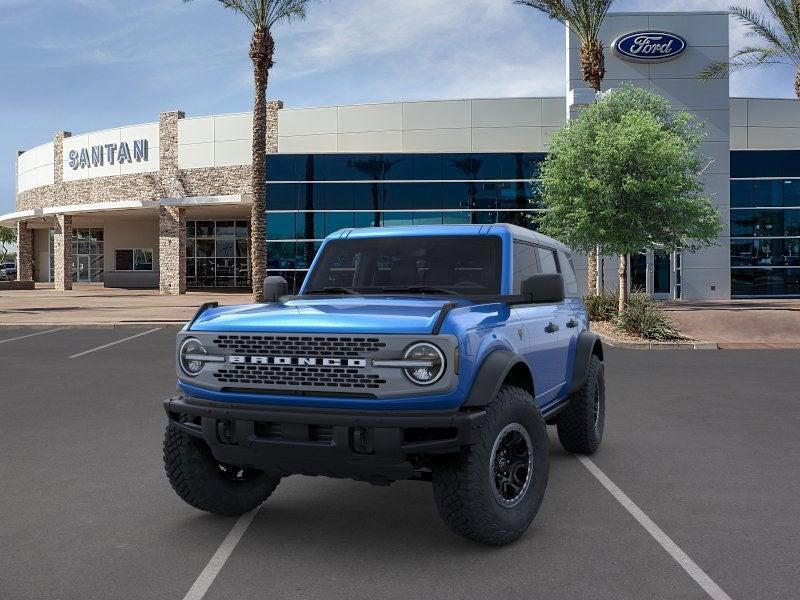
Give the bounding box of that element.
[403,342,446,386]
[179,337,207,376]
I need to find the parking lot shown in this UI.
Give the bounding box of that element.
[1,327,799,600]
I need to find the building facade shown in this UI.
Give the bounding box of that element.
[3,10,800,299]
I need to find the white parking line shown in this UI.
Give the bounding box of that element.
[0,329,63,344]
[68,328,162,359]
[576,455,733,600]
[182,509,260,600]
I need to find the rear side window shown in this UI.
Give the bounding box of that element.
[536,246,559,274]
[558,250,579,297]
[513,242,539,293]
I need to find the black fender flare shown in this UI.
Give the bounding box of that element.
[568,331,604,395]
[463,349,530,407]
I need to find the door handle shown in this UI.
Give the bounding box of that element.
[545,322,559,334]
[566,319,579,328]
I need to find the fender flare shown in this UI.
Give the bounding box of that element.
[568,331,604,395]
[463,349,529,407]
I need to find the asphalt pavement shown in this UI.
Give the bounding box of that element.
[1,327,798,600]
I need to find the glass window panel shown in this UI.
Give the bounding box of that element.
[186,221,196,239]
[134,249,153,271]
[731,210,754,237]
[325,155,358,180]
[197,258,215,286]
[196,239,215,257]
[730,151,754,178]
[443,211,472,224]
[216,239,235,257]
[413,183,443,210]
[472,211,497,224]
[296,183,324,211]
[413,212,443,225]
[353,183,381,211]
[235,221,249,237]
[382,212,413,227]
[412,154,443,180]
[513,242,539,293]
[730,181,754,208]
[295,241,316,269]
[754,180,783,207]
[115,249,133,271]
[445,155,486,180]
[498,182,530,209]
[267,213,296,240]
[216,221,236,237]
[753,210,784,237]
[324,183,354,210]
[294,211,320,240]
[266,154,300,181]
[267,183,299,210]
[325,212,354,236]
[195,222,215,237]
[783,180,800,207]
[215,257,235,277]
[441,183,469,210]
[235,259,250,283]
[186,258,196,277]
[77,241,90,255]
[754,151,783,177]
[276,242,296,269]
[471,183,499,210]
[781,150,800,177]
[381,183,413,210]
[516,153,545,180]
[785,210,800,236]
[732,268,800,296]
[354,212,379,229]
[236,238,248,258]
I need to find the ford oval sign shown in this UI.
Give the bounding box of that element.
[613,31,687,63]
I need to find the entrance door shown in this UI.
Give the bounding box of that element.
[630,252,647,293]
[77,255,90,282]
[652,249,672,299]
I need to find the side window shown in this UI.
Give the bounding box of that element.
[536,246,559,274]
[558,250,579,297]
[513,241,539,293]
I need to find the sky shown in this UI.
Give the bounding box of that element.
[0,0,797,216]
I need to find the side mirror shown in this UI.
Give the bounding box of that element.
[263,275,288,302]
[521,273,565,304]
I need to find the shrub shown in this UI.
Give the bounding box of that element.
[614,293,684,341]
[582,290,619,322]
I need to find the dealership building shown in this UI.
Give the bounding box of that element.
[3,10,800,299]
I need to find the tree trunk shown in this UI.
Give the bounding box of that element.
[249,29,275,303]
[796,67,800,102]
[587,246,597,296]
[618,254,628,314]
[580,40,605,92]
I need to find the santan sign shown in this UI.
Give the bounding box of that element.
[68,139,149,170]
[613,31,687,62]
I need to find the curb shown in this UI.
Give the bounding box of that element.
[597,333,719,350]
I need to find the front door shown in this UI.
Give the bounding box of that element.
[652,249,672,299]
[77,255,90,282]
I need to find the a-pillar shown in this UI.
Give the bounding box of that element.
[15,221,34,282]
[53,214,73,291]
[159,205,186,295]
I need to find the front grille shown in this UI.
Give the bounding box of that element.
[253,421,334,444]
[212,335,386,358]
[213,364,387,389]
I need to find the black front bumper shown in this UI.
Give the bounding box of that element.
[164,396,486,484]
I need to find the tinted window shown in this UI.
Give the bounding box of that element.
[304,236,502,295]
[536,246,559,274]
[730,181,753,208]
[558,250,579,296]
[513,242,539,293]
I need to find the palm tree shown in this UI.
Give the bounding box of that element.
[699,2,800,101]
[515,0,616,294]
[184,0,313,302]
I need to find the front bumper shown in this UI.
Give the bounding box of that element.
[164,395,486,484]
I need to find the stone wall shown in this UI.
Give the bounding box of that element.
[53,214,73,291]
[158,206,186,295]
[15,222,33,282]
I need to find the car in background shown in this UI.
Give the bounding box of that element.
[0,262,16,281]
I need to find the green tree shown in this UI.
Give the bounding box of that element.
[514,0,616,294]
[699,2,800,100]
[0,226,15,263]
[184,0,314,301]
[536,85,722,312]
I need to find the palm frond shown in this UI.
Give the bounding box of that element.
[515,0,616,43]
[730,5,800,64]
[699,46,788,80]
[764,0,800,46]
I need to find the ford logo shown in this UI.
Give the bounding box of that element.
[613,31,686,62]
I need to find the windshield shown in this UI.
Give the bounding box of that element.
[304,235,502,296]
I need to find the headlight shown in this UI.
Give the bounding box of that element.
[179,337,207,376]
[403,342,446,386]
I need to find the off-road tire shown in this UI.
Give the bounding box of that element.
[556,354,604,454]
[164,422,280,516]
[432,386,549,546]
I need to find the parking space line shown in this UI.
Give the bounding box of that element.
[576,455,733,600]
[68,328,162,359]
[0,329,63,344]
[182,509,260,600]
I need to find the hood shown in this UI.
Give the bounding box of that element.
[189,296,468,335]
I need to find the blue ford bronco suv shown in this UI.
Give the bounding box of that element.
[163,224,605,545]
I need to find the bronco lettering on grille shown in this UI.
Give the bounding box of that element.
[228,355,368,368]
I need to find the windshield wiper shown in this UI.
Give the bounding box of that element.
[305,287,360,295]
[379,286,459,296]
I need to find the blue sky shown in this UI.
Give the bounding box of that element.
[1,0,797,215]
